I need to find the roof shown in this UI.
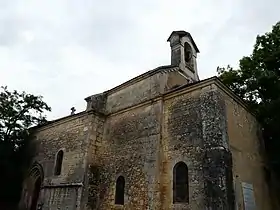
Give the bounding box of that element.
[167,30,200,53]
[32,76,256,132]
[164,76,256,117]
[104,65,179,94]
[32,65,181,131]
[30,111,87,131]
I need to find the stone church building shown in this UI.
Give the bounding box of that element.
[20,31,273,210]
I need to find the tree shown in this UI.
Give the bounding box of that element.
[0,86,51,209]
[217,22,280,176]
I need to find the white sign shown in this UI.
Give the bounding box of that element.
[242,182,256,210]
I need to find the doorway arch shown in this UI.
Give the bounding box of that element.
[27,162,44,210]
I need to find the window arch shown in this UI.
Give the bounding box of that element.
[173,162,189,203]
[184,42,192,63]
[54,150,64,175]
[115,176,125,205]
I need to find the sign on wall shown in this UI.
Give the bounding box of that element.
[242,182,256,210]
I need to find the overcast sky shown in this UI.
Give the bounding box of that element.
[0,0,279,120]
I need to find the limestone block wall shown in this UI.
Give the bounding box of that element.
[161,84,231,210]
[40,187,80,209]
[83,113,106,210]
[34,113,92,210]
[162,88,205,210]
[106,73,166,113]
[86,80,237,210]
[224,92,273,210]
[166,71,188,90]
[87,103,161,210]
[31,77,273,210]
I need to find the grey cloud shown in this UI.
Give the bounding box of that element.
[0,17,27,46]
[195,0,280,79]
[0,0,279,119]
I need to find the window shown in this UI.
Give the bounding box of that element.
[115,176,125,205]
[184,42,192,63]
[173,162,189,203]
[54,150,63,175]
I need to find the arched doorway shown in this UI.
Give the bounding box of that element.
[30,176,42,210]
[21,162,44,210]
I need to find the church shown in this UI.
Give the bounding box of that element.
[19,31,272,210]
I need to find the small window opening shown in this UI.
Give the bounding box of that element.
[173,162,189,203]
[115,176,125,205]
[54,150,63,175]
[184,42,192,63]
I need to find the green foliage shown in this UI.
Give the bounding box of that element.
[217,22,280,174]
[0,86,51,206]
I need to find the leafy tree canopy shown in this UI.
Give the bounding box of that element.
[217,22,280,174]
[0,86,51,207]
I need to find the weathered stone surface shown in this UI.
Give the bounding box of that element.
[224,92,273,210]
[23,73,272,210]
[26,112,104,210]
[162,91,205,210]
[92,103,161,210]
[105,73,165,114]
[85,93,107,114]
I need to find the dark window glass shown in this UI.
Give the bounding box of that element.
[173,162,189,203]
[54,150,63,175]
[115,176,125,205]
[184,42,192,63]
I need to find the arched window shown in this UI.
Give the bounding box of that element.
[115,176,125,205]
[173,162,189,203]
[54,150,63,175]
[184,42,192,63]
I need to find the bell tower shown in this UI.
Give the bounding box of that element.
[167,31,200,82]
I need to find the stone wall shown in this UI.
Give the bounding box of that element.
[88,103,161,210]
[162,88,204,210]
[161,84,233,210]
[224,93,273,210]
[33,113,93,210]
[40,187,80,209]
[166,71,188,90]
[85,80,238,210]
[31,77,273,210]
[106,73,166,113]
[83,113,106,210]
